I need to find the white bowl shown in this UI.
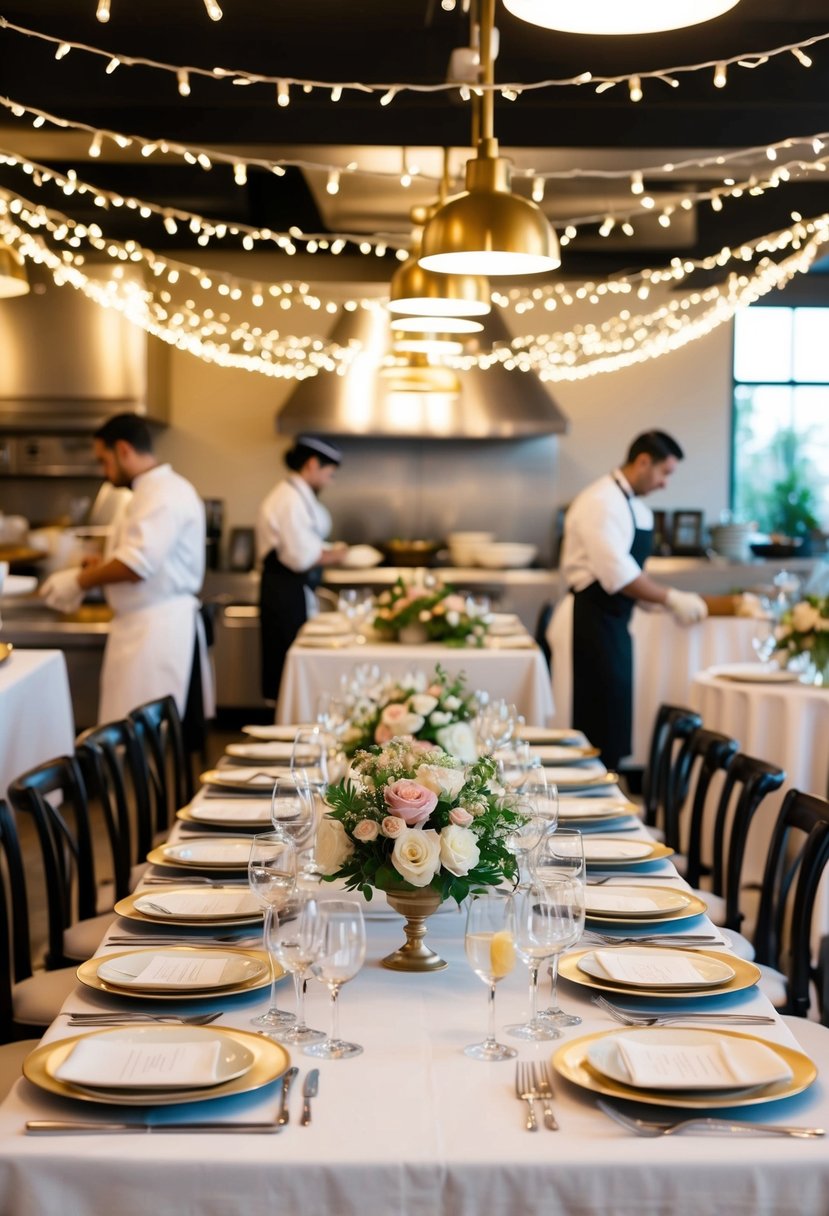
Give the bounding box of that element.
[341,544,383,569]
[475,543,537,569]
[448,532,494,567]
[447,531,494,545]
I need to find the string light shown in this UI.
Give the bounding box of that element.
[714,62,727,88]
[203,0,223,19]
[326,169,340,195]
[2,15,825,105]
[531,176,545,203]
[177,70,191,97]
[276,81,290,107]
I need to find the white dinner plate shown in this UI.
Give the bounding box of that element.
[199,766,290,791]
[529,744,600,765]
[96,948,268,992]
[155,836,256,868]
[586,1028,793,1091]
[584,885,693,919]
[225,740,318,762]
[714,663,799,684]
[182,799,272,827]
[559,797,637,821]
[520,727,586,746]
[577,947,735,990]
[53,1025,256,1090]
[133,887,262,921]
[581,839,657,862]
[542,768,618,793]
[242,723,312,741]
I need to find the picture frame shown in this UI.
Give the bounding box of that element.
[670,510,705,555]
[228,526,255,572]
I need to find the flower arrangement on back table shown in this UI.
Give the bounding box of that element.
[341,664,478,761]
[373,576,489,647]
[774,594,829,683]
[318,737,526,905]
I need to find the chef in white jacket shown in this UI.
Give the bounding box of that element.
[40,413,214,726]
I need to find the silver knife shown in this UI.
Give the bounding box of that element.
[300,1068,319,1126]
[26,1120,281,1135]
[277,1066,299,1125]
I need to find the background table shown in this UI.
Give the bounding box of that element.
[0,648,75,798]
[278,640,555,726]
[550,606,759,765]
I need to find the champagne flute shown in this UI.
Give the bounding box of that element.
[247,832,297,1030]
[305,900,366,1059]
[505,883,562,1041]
[531,828,586,1028]
[267,894,326,1045]
[463,892,517,1061]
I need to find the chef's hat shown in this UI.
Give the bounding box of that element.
[287,435,343,468]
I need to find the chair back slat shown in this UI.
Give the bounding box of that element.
[665,727,738,867]
[129,696,192,838]
[641,704,702,831]
[76,718,153,885]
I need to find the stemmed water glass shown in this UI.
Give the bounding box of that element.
[505,883,563,1041]
[503,816,547,891]
[496,740,534,790]
[247,832,297,1030]
[522,767,558,830]
[267,894,326,1045]
[531,828,586,1030]
[271,778,316,874]
[305,900,366,1059]
[463,892,517,1061]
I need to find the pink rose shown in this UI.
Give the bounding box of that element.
[353,819,379,842]
[444,594,466,613]
[411,738,436,752]
[383,779,438,826]
[374,723,394,744]
[449,807,474,827]
[427,684,442,696]
[381,815,407,838]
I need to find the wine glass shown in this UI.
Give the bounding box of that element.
[505,883,563,1041]
[291,727,330,791]
[463,892,517,1061]
[522,767,558,829]
[531,828,586,1029]
[247,832,297,1030]
[305,900,366,1059]
[503,813,547,891]
[267,894,326,1045]
[496,740,534,790]
[271,778,315,873]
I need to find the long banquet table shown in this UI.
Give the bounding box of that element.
[278,638,555,726]
[0,647,75,798]
[2,809,829,1215]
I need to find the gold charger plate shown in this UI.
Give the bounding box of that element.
[583,839,674,867]
[77,945,279,1001]
[559,948,760,1000]
[0,642,12,664]
[147,835,255,871]
[544,771,620,791]
[176,805,270,831]
[585,887,707,926]
[114,889,264,928]
[23,1025,290,1107]
[552,1026,816,1110]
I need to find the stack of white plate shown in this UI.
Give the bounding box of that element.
[447,531,493,565]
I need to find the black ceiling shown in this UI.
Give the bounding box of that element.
[2,0,829,276]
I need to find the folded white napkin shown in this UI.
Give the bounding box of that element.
[98,952,233,990]
[57,1039,223,1088]
[135,889,261,918]
[582,839,653,861]
[586,889,679,914]
[164,840,252,864]
[614,1035,792,1090]
[189,799,271,823]
[591,950,708,986]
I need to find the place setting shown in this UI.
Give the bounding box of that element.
[76,944,275,1002]
[114,885,264,929]
[581,837,675,868]
[542,766,622,794]
[582,885,708,928]
[198,766,293,794]
[557,796,642,832]
[528,744,601,766]
[559,945,762,1002]
[177,797,273,831]
[147,836,259,871]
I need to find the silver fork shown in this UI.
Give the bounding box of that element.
[107,935,261,947]
[531,1063,559,1131]
[515,1062,538,1131]
[591,994,775,1027]
[583,932,721,947]
[597,1100,825,1138]
[65,1012,223,1026]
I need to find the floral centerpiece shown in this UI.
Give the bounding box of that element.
[317,737,526,970]
[774,594,829,684]
[373,576,489,647]
[341,664,478,761]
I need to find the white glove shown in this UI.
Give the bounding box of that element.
[39,567,84,614]
[666,588,708,626]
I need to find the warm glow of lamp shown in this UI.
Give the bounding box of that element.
[393,335,465,356]
[419,0,559,276]
[0,241,29,298]
[388,253,490,317]
[391,315,483,334]
[501,0,741,35]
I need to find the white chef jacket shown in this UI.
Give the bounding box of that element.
[548,469,653,728]
[255,473,331,614]
[98,463,211,723]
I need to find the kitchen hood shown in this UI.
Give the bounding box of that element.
[275,304,568,440]
[0,265,167,433]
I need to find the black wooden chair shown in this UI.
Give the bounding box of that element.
[640,704,702,833]
[753,789,829,1021]
[129,695,193,840]
[664,727,739,876]
[0,799,76,1043]
[7,756,116,969]
[76,717,155,888]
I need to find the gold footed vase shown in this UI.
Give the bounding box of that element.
[382,887,448,972]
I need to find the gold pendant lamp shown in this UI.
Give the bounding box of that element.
[419,0,559,277]
[0,240,30,298]
[388,194,491,318]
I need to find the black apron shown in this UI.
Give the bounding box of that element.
[259,483,324,701]
[571,479,653,770]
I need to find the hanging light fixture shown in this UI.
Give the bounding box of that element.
[501,0,741,36]
[419,0,559,276]
[389,201,491,318]
[379,353,461,395]
[391,315,484,334]
[0,240,29,298]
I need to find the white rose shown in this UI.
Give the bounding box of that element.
[391,829,442,887]
[418,609,432,623]
[430,710,452,726]
[792,602,820,632]
[315,817,355,875]
[439,824,480,877]
[409,693,439,716]
[435,721,478,763]
[443,695,461,711]
[415,763,467,801]
[446,610,460,628]
[402,670,428,693]
[380,703,425,735]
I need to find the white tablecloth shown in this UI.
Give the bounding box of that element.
[2,810,829,1215]
[0,648,75,799]
[550,605,759,765]
[690,668,829,905]
[278,640,555,726]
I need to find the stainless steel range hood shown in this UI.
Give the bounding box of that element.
[275,304,568,440]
